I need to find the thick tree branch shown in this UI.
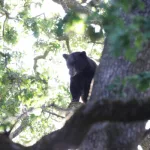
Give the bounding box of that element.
[32,98,150,150]
[2,98,150,150]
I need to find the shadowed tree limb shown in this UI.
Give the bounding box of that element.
[32,98,150,150]
[2,98,150,150]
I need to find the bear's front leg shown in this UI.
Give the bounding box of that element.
[81,79,91,103]
[70,78,82,102]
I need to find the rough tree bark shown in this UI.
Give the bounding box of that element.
[79,0,150,149]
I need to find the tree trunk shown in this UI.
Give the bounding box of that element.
[79,1,150,149]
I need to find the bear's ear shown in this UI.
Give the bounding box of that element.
[63,54,69,60]
[80,51,86,57]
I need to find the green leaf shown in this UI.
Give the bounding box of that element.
[4,26,18,44]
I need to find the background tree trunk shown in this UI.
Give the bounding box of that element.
[79,1,150,149]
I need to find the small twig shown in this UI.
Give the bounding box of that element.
[2,16,7,37]
[0,51,9,57]
[87,41,104,44]
[66,37,72,53]
[33,50,50,73]
[0,51,11,67]
[143,128,150,139]
[58,35,72,53]
[10,117,29,139]
[9,103,65,139]
[33,13,46,19]
[9,107,34,137]
[48,103,69,113]
[0,8,19,20]
[43,110,65,119]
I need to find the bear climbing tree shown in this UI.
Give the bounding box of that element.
[63,51,97,103]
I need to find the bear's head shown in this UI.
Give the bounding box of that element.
[63,51,88,77]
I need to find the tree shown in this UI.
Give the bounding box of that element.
[1,0,150,150]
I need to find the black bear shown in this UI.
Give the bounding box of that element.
[63,51,97,103]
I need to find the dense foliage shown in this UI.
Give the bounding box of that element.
[0,0,101,146]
